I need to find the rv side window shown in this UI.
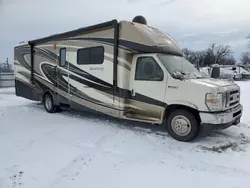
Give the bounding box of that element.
[59,48,66,67]
[77,46,104,65]
[135,57,163,81]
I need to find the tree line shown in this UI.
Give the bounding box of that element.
[182,36,250,67]
[241,34,250,65]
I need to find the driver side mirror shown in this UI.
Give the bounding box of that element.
[211,66,220,79]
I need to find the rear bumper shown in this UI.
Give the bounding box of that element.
[199,104,243,129]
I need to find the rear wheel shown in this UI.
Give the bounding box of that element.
[166,109,200,142]
[43,94,61,113]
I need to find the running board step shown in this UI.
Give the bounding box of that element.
[124,113,160,123]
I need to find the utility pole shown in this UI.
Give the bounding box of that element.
[6,57,10,71]
[196,60,200,71]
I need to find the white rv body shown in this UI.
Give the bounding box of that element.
[14,18,243,141]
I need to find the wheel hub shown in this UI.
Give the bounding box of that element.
[171,115,191,136]
[45,97,52,110]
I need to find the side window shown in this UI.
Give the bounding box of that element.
[135,57,163,81]
[77,46,104,65]
[59,48,66,67]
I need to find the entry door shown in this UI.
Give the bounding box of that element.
[129,55,167,122]
[56,44,70,105]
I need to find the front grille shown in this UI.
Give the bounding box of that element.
[230,90,238,95]
[227,89,240,109]
[229,101,238,107]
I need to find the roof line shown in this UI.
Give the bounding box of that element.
[28,19,118,45]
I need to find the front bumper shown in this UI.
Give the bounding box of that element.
[199,104,243,129]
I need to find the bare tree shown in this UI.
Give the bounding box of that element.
[241,52,250,65]
[207,43,232,65]
[194,51,206,67]
[182,48,207,68]
[182,48,198,66]
[182,48,195,62]
[182,43,234,67]
[220,55,236,65]
[215,45,232,64]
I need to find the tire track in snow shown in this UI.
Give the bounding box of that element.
[66,128,250,179]
[199,161,250,176]
[132,131,250,178]
[94,130,120,148]
[175,160,250,177]
[49,154,94,188]
[73,129,250,178]
[49,130,120,188]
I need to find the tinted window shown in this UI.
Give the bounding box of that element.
[77,46,104,65]
[135,57,163,81]
[59,48,66,67]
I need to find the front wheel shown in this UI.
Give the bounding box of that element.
[166,109,200,142]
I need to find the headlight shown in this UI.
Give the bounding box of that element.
[205,92,227,111]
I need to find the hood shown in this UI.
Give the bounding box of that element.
[188,78,235,88]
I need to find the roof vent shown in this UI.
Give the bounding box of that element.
[132,15,147,25]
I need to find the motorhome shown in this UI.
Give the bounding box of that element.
[14,16,243,142]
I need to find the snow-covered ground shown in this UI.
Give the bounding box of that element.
[1,82,250,188]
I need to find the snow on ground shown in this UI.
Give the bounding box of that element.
[0,82,250,188]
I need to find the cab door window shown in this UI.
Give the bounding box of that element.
[135,57,163,81]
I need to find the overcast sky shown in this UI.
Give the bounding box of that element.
[0,0,250,63]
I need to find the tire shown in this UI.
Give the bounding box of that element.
[43,94,61,113]
[166,109,200,142]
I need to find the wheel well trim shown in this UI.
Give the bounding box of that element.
[161,102,201,124]
[166,101,199,110]
[42,90,58,105]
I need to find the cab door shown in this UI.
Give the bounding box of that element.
[127,55,167,122]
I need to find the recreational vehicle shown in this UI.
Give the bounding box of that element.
[14,16,243,142]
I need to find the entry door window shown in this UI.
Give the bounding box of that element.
[59,48,66,67]
[135,57,163,81]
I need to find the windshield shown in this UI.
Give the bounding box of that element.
[157,54,204,79]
